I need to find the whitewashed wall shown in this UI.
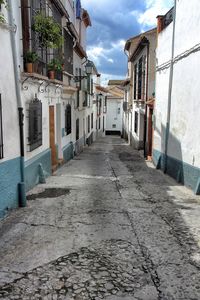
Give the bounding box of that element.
[154,0,200,169]
[0,5,20,162]
[106,99,123,133]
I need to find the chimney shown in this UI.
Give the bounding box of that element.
[96,73,101,85]
[157,15,163,34]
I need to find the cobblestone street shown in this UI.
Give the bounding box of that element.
[0,136,200,299]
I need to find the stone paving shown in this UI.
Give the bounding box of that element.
[0,136,200,299]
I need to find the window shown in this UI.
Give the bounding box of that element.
[29,97,42,151]
[0,95,3,159]
[76,118,79,140]
[134,64,137,99]
[134,112,138,134]
[91,113,93,129]
[118,107,121,114]
[138,57,143,99]
[21,0,63,79]
[65,104,71,135]
[103,116,105,132]
[88,115,90,133]
[64,30,73,74]
[99,117,101,130]
[76,90,79,108]
[103,96,107,113]
[83,92,87,107]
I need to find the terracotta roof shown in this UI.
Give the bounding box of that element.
[125,27,157,55]
[82,9,92,27]
[96,86,108,93]
[108,80,124,86]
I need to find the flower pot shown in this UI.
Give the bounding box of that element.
[48,70,55,80]
[26,63,33,73]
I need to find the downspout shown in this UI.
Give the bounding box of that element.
[164,0,177,173]
[7,0,26,207]
[143,41,149,158]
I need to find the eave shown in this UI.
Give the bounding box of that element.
[82,9,92,27]
[74,42,87,59]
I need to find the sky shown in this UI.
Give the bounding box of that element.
[81,0,174,85]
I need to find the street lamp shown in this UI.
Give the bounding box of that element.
[73,60,93,82]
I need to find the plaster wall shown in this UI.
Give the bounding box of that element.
[154,0,200,191]
[106,99,122,133]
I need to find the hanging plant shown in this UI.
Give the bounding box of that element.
[32,13,63,49]
[0,0,7,24]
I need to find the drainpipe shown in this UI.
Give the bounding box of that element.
[164,0,177,173]
[7,0,26,207]
[143,41,150,158]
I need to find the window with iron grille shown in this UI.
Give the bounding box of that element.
[28,97,42,151]
[134,63,137,100]
[138,57,143,99]
[83,92,87,107]
[0,95,4,159]
[91,113,93,129]
[21,0,63,79]
[65,104,71,135]
[134,112,138,134]
[64,29,73,74]
[76,118,79,141]
[103,96,107,113]
[88,115,90,133]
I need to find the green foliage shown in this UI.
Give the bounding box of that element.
[0,14,5,23]
[0,0,5,5]
[32,13,63,49]
[24,51,39,63]
[47,58,63,71]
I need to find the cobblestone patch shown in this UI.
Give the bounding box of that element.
[0,240,156,300]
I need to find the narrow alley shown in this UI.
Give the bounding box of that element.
[0,137,200,300]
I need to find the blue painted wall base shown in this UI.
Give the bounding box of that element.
[153,149,200,194]
[25,149,51,192]
[0,157,21,218]
[63,142,74,162]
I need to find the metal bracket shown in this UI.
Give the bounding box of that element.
[21,77,29,90]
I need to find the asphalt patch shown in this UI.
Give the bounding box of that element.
[27,188,70,200]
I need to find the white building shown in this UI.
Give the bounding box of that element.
[123,28,157,155]
[153,1,200,194]
[0,0,100,217]
[105,81,124,135]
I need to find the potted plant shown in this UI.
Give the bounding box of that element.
[24,51,39,73]
[0,0,6,24]
[47,58,62,80]
[32,13,63,49]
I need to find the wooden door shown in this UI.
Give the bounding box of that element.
[49,106,57,169]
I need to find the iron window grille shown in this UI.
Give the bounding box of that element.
[134,112,138,134]
[138,57,143,100]
[28,96,42,151]
[76,118,79,141]
[83,91,88,107]
[91,113,93,129]
[21,0,63,80]
[64,29,73,74]
[88,115,90,133]
[0,94,4,159]
[65,104,71,135]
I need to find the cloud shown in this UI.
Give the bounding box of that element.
[136,0,174,29]
[81,0,173,81]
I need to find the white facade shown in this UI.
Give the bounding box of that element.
[154,0,200,193]
[106,98,122,134]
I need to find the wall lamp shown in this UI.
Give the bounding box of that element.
[73,60,93,83]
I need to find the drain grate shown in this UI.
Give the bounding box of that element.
[27,188,70,200]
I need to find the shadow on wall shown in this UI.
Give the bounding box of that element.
[153,124,200,194]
